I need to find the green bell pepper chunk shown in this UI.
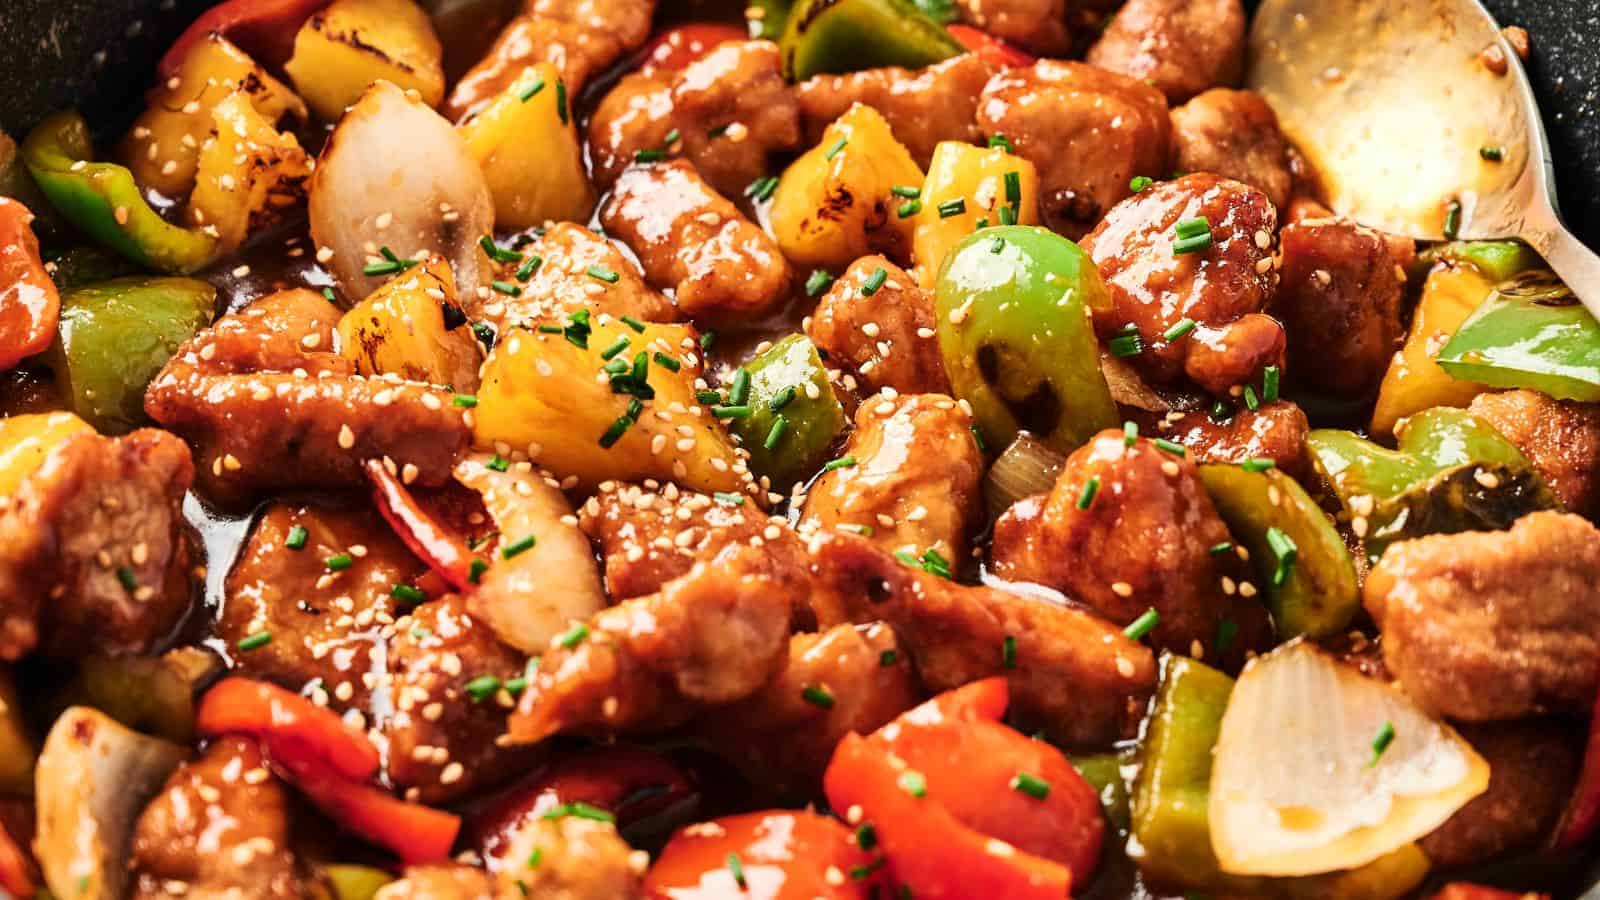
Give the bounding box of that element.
[21,111,218,274]
[1414,239,1541,283]
[49,276,216,433]
[64,648,223,744]
[747,0,791,40]
[936,225,1117,455]
[1436,270,1600,402]
[309,864,395,900]
[1070,749,1132,834]
[1309,406,1559,564]
[780,0,965,81]
[727,334,846,489]
[1198,464,1360,640]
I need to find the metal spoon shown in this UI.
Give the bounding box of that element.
[1247,0,1600,318]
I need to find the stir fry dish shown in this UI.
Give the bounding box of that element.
[1,0,1598,897]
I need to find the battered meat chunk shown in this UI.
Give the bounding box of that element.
[1365,511,1600,720]
[220,502,420,715]
[801,392,983,566]
[384,594,530,804]
[1419,720,1581,867]
[796,55,992,168]
[144,289,469,507]
[578,481,801,602]
[977,60,1170,239]
[471,224,677,333]
[806,256,949,395]
[954,0,1072,56]
[374,866,493,900]
[589,41,800,198]
[129,737,301,900]
[507,546,799,743]
[699,623,919,796]
[1469,390,1600,518]
[810,532,1156,746]
[991,430,1268,663]
[1170,88,1294,211]
[0,427,193,661]
[1086,0,1247,104]
[602,160,793,327]
[1140,401,1311,481]
[444,0,658,121]
[491,811,644,899]
[1272,220,1405,399]
[1081,174,1283,395]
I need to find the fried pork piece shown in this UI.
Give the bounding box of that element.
[471,223,677,334]
[1419,720,1581,868]
[1273,220,1405,399]
[375,866,493,900]
[1170,88,1294,211]
[578,481,802,602]
[384,594,530,804]
[1082,173,1282,395]
[801,392,983,566]
[992,430,1268,663]
[220,502,420,714]
[806,256,949,395]
[491,813,645,899]
[977,60,1171,238]
[589,41,800,198]
[1469,390,1600,518]
[699,623,919,796]
[444,0,658,121]
[129,737,301,900]
[954,0,1071,55]
[1366,511,1600,721]
[1086,0,1247,104]
[0,427,193,661]
[507,546,799,743]
[795,55,992,168]
[602,160,793,326]
[810,532,1156,746]
[1140,401,1311,481]
[145,289,469,507]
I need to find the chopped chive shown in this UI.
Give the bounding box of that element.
[975,216,988,230]
[891,185,922,199]
[392,584,427,605]
[539,324,563,334]
[1479,145,1504,162]
[898,770,927,798]
[937,198,966,218]
[1011,772,1051,800]
[746,175,779,203]
[861,266,888,296]
[801,684,835,709]
[325,553,354,571]
[730,368,751,406]
[1163,317,1196,342]
[1262,365,1280,403]
[727,852,747,889]
[1209,541,1234,555]
[988,133,1013,153]
[515,254,544,281]
[285,524,309,550]
[618,315,646,334]
[708,123,730,138]
[1211,399,1233,422]
[454,393,478,408]
[856,823,878,851]
[663,128,680,145]
[898,199,923,218]
[1216,618,1239,652]
[1077,476,1100,510]
[557,623,590,649]
[1109,331,1143,357]
[505,676,529,697]
[518,77,546,102]
[1129,175,1154,192]
[491,280,522,297]
[1154,438,1186,457]
[237,631,272,652]
[634,148,667,163]
[713,492,746,507]
[1173,232,1213,255]
[824,455,857,471]
[920,548,952,579]
[466,675,501,702]
[825,137,848,160]
[480,235,522,263]
[764,415,789,450]
[1241,458,1275,473]
[502,535,537,559]
[998,204,1017,226]
[1004,171,1021,205]
[600,412,634,446]
[850,858,887,881]
[971,425,988,453]
[1001,634,1017,669]
[769,385,796,411]
[586,264,620,284]
[600,336,631,360]
[1369,721,1396,766]
[1267,526,1298,587]
[527,847,543,868]
[990,235,1006,254]
[1175,216,1211,239]
[1243,385,1260,412]
[555,79,568,123]
[712,405,751,419]
[487,455,510,472]
[805,269,834,297]
[1124,608,1161,641]
[468,558,488,584]
[1444,197,1462,240]
[542,801,613,823]
[1123,421,1139,446]
[696,390,723,404]
[323,287,337,303]
[653,352,681,372]
[700,330,716,351]
[879,649,898,666]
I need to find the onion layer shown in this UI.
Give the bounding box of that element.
[983,431,1065,520]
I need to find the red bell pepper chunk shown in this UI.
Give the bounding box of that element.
[0,199,59,372]
[158,0,330,78]
[196,677,380,781]
[366,458,479,593]
[947,25,1036,69]
[0,819,34,899]
[825,733,1072,900]
[274,747,460,866]
[644,810,886,899]
[1553,689,1600,850]
[1430,885,1549,900]
[635,23,749,74]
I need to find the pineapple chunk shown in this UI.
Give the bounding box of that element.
[913,141,1041,286]
[460,63,594,230]
[474,318,751,496]
[0,411,92,498]
[337,256,483,391]
[769,103,924,272]
[188,93,312,253]
[285,0,445,121]
[119,35,305,198]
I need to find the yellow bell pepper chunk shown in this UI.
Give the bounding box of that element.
[1370,264,1495,437]
[285,0,446,120]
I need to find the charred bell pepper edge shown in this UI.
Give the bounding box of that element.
[159,0,332,78]
[365,458,479,593]
[20,112,218,274]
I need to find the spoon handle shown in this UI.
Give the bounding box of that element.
[1527,221,1600,321]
